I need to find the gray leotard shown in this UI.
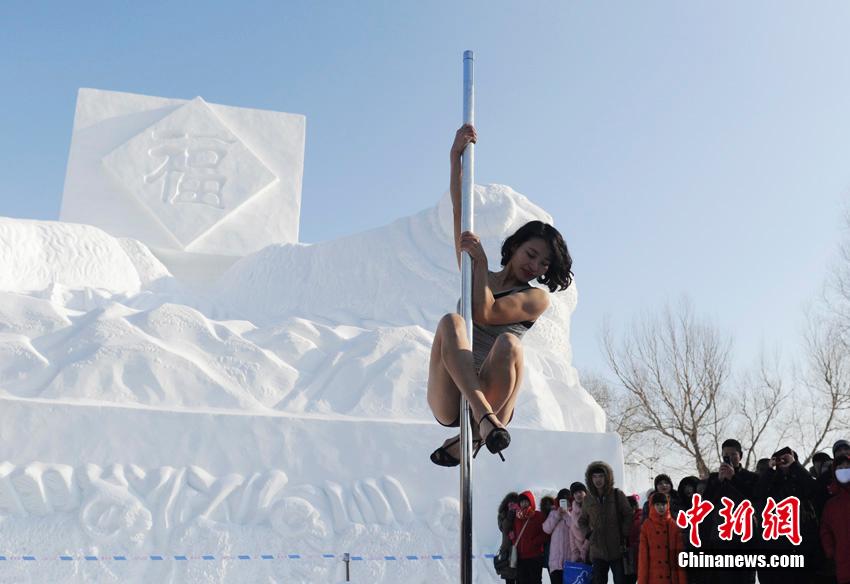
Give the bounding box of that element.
[436,284,536,428]
[458,283,536,373]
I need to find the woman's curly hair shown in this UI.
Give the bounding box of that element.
[500,220,573,292]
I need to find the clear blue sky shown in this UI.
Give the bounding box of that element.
[2,1,848,378]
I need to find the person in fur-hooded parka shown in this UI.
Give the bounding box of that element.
[579,461,633,584]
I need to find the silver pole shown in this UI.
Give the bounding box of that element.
[459,49,475,584]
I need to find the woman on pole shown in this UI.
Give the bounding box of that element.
[428,124,573,466]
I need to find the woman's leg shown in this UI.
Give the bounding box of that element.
[426,313,500,428]
[476,332,524,435]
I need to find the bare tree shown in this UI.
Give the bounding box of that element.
[784,206,850,465]
[734,354,790,469]
[583,372,645,445]
[602,299,732,477]
[789,312,850,466]
[826,206,850,332]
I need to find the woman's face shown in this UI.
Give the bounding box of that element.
[573,491,586,504]
[657,481,672,495]
[510,237,551,282]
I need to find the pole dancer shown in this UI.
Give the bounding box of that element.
[425,66,575,466]
[425,50,574,582]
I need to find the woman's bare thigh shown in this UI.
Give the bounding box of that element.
[426,325,462,425]
[477,334,523,420]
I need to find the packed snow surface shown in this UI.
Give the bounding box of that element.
[0,185,603,432]
[0,184,614,583]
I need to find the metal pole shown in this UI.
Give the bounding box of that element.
[459,49,475,584]
[343,552,350,581]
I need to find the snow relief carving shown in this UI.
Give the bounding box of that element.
[0,463,458,582]
[60,89,305,256]
[102,98,278,248]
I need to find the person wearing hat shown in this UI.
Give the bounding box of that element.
[820,454,850,584]
[578,462,633,584]
[638,492,686,584]
[834,439,850,460]
[569,482,591,564]
[512,490,547,584]
[755,446,819,584]
[812,452,834,518]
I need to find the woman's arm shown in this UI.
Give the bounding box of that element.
[460,231,550,325]
[450,125,476,270]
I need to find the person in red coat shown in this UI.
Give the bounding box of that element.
[513,490,548,584]
[821,454,850,584]
[638,493,685,584]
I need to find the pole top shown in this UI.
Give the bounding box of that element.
[464,50,474,60]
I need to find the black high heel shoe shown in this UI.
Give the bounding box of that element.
[431,435,484,467]
[478,412,510,461]
[430,435,461,467]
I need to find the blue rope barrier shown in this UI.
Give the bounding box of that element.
[0,552,497,562]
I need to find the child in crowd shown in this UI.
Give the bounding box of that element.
[638,493,685,584]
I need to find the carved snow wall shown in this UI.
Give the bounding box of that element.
[0,399,623,583]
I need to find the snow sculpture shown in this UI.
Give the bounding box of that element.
[60,89,305,256]
[0,90,623,582]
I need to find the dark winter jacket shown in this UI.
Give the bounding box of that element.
[702,464,759,551]
[820,480,850,584]
[704,465,758,504]
[813,469,837,519]
[512,490,547,560]
[498,504,517,557]
[578,461,633,561]
[625,507,642,577]
[754,462,818,554]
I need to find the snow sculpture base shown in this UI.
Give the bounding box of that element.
[0,397,623,583]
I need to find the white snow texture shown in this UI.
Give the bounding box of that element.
[0,183,616,583]
[2,186,603,431]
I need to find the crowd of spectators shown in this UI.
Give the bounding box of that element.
[494,438,850,584]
